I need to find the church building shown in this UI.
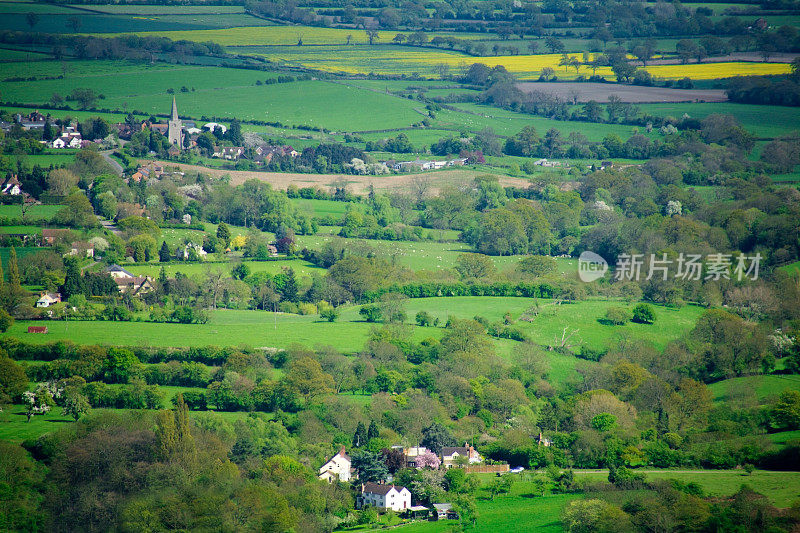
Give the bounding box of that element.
[167,96,183,150]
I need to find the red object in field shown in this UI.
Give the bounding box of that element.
[27,326,48,334]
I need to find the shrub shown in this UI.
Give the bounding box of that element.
[632,303,656,324]
[359,305,382,322]
[415,310,432,327]
[320,307,339,322]
[605,306,631,325]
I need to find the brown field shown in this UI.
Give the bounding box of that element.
[143,160,531,194]
[517,82,728,103]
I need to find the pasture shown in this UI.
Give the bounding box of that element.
[576,469,800,508]
[517,82,728,103]
[0,204,62,219]
[638,102,800,139]
[708,374,800,405]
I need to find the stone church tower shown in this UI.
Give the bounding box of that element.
[167,96,183,150]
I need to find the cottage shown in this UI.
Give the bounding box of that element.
[318,446,353,483]
[176,242,208,261]
[441,444,482,468]
[212,146,244,161]
[35,292,61,308]
[69,242,95,258]
[2,175,22,196]
[115,276,154,295]
[358,483,411,512]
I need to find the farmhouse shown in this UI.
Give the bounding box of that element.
[35,292,61,308]
[358,483,411,512]
[318,446,353,483]
[441,444,482,468]
[432,503,458,520]
[52,134,82,149]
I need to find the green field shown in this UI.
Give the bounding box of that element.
[0,61,427,131]
[0,204,62,219]
[709,374,800,404]
[639,102,800,139]
[576,469,800,508]
[361,479,580,533]
[124,257,325,280]
[290,198,350,219]
[0,225,41,235]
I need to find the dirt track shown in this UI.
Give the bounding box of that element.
[143,160,532,194]
[517,82,728,103]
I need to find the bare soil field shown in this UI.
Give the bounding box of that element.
[143,160,531,194]
[516,82,728,103]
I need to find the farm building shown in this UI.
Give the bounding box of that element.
[27,326,48,334]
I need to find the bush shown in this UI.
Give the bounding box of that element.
[631,303,656,324]
[0,309,14,332]
[359,305,382,322]
[604,306,631,325]
[415,310,433,327]
[320,307,339,322]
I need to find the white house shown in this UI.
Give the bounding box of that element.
[402,446,433,468]
[52,134,82,149]
[105,264,135,279]
[176,242,208,260]
[203,122,227,134]
[359,483,411,512]
[318,446,353,483]
[441,444,482,468]
[36,292,61,308]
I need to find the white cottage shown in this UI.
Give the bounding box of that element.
[318,446,353,483]
[359,483,411,512]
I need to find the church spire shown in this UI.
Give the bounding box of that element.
[171,96,179,121]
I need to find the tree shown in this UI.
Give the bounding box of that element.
[105,347,142,383]
[351,450,388,482]
[771,390,800,430]
[216,222,231,247]
[421,423,456,455]
[455,253,496,280]
[63,390,91,421]
[590,412,617,432]
[676,39,699,64]
[545,36,565,54]
[366,29,379,45]
[68,87,97,109]
[415,310,432,327]
[22,384,54,422]
[66,15,82,32]
[632,303,656,324]
[605,306,631,325]
[353,421,368,447]
[26,12,39,30]
[52,193,97,229]
[47,168,79,197]
[0,309,13,333]
[283,357,334,404]
[128,234,157,262]
[367,420,379,440]
[158,241,171,262]
[359,305,382,322]
[416,451,441,469]
[0,355,27,404]
[487,475,514,500]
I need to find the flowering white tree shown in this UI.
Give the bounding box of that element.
[23,383,56,422]
[416,451,441,469]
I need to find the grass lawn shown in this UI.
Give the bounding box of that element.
[358,476,580,533]
[576,469,800,508]
[4,308,443,352]
[708,374,800,404]
[124,257,326,280]
[290,198,350,219]
[0,204,63,219]
[0,225,42,235]
[0,405,74,442]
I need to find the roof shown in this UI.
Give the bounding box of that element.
[362,482,406,496]
[441,447,469,457]
[409,506,429,512]
[433,503,452,511]
[106,264,134,276]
